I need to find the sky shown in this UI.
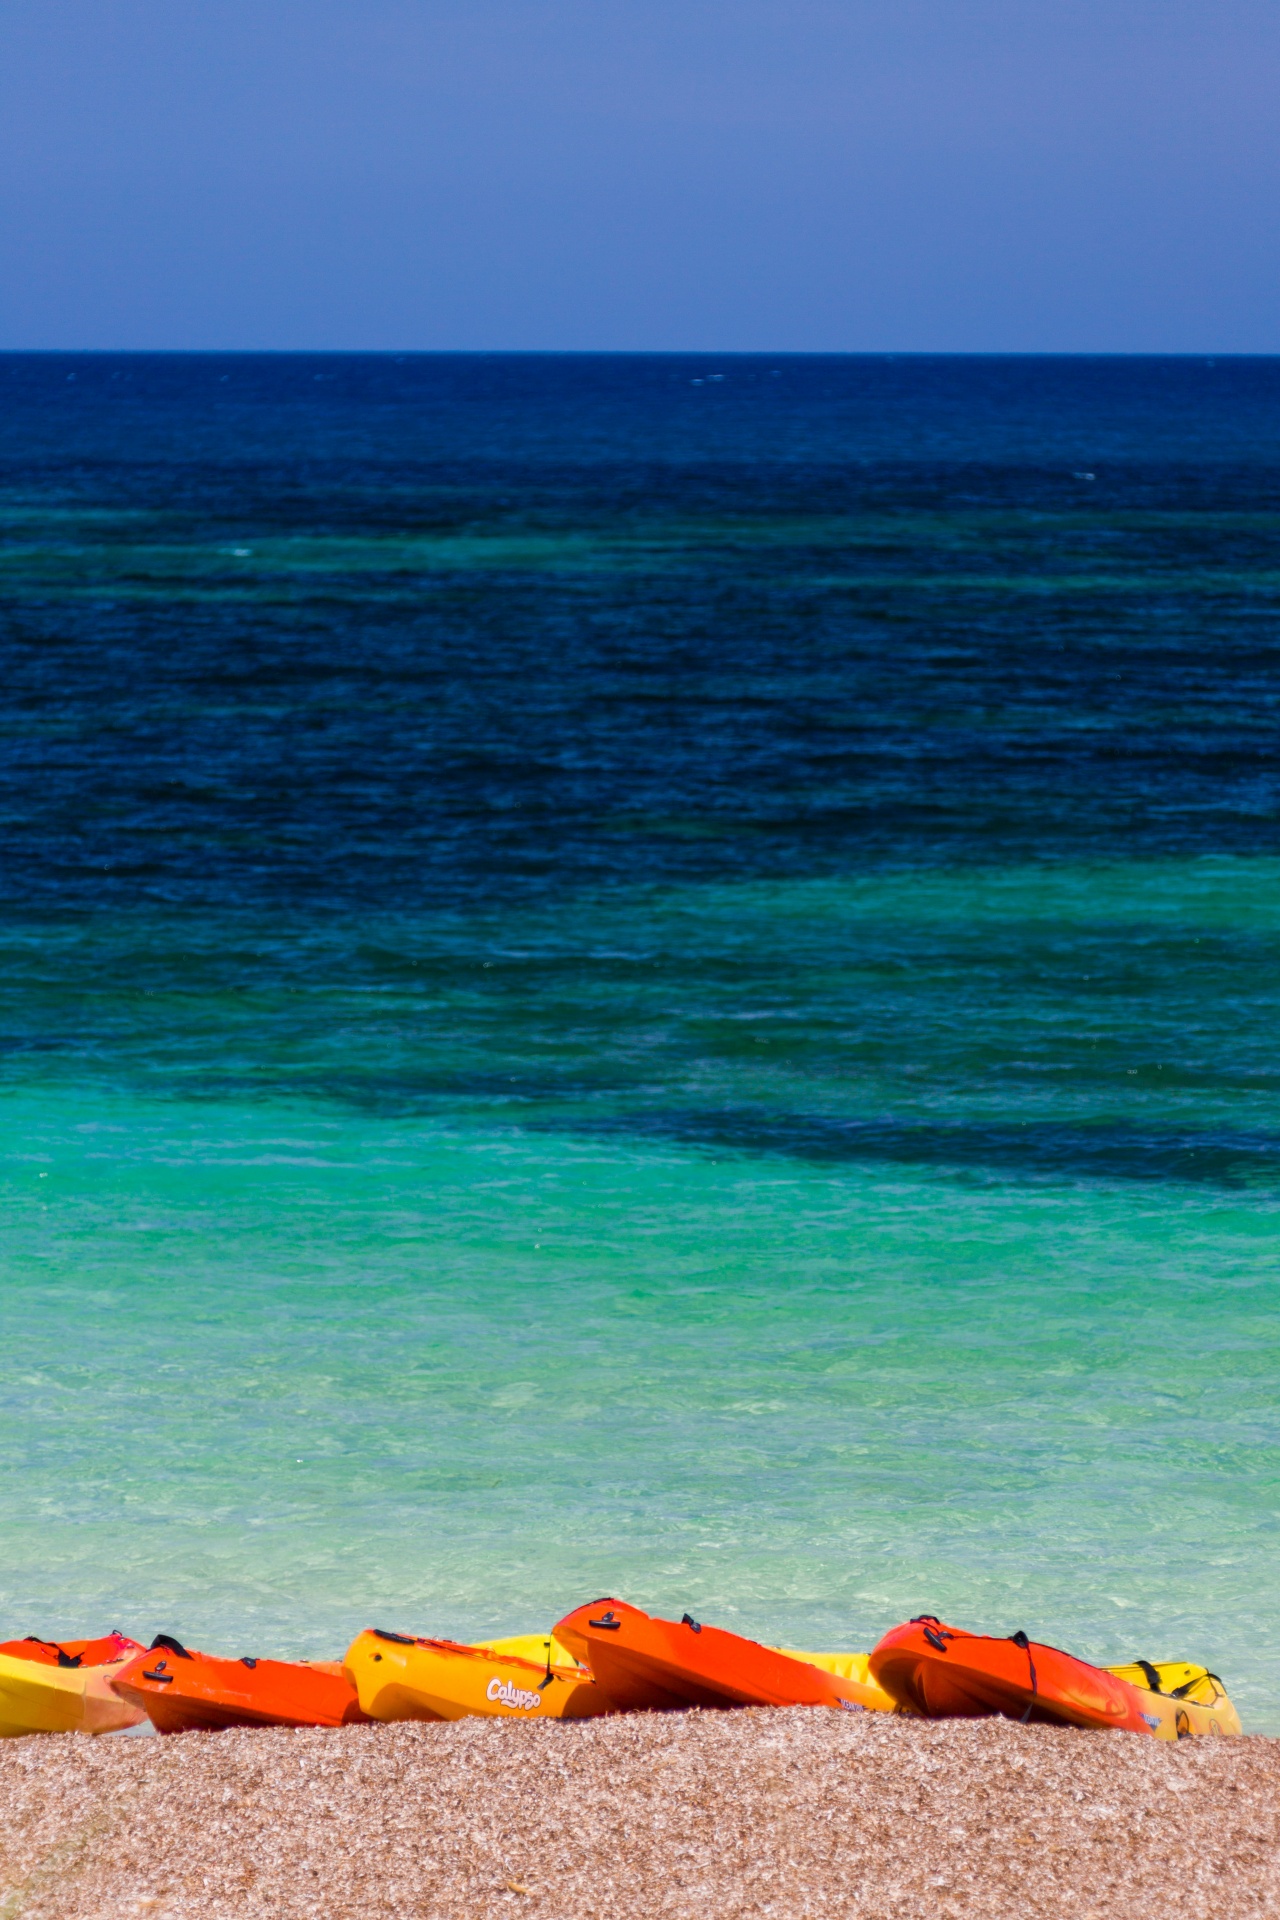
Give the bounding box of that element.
[0,0,1276,352]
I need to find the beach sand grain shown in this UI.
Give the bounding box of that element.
[0,1709,1276,1917]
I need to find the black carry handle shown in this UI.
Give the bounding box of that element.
[21,1636,82,1668]
[1010,1631,1038,1721]
[1172,1669,1227,1701]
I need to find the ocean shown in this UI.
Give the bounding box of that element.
[1,353,1278,1724]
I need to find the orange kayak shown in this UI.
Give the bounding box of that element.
[554,1598,893,1715]
[0,1632,143,1669]
[109,1635,368,1735]
[869,1617,1154,1735]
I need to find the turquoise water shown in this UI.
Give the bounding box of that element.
[3,860,1278,1721]
[1,356,1278,1725]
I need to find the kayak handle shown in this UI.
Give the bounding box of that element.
[23,1636,80,1667]
[588,1612,621,1631]
[681,1614,702,1635]
[1010,1631,1039,1719]
[1172,1670,1226,1701]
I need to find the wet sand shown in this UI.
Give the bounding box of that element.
[1,1709,1277,1917]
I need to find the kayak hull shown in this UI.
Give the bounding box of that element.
[870,1619,1154,1735]
[553,1599,893,1715]
[0,1651,146,1739]
[345,1629,608,1723]
[778,1648,898,1711]
[110,1643,367,1734]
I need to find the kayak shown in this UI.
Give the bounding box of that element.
[472,1632,581,1669]
[870,1617,1156,1732]
[344,1628,608,1722]
[1106,1661,1242,1740]
[870,1617,1149,1732]
[553,1599,892,1715]
[0,1632,142,1669]
[0,1641,148,1738]
[109,1635,367,1734]
[777,1648,898,1712]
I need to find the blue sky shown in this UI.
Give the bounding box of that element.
[1,0,1276,350]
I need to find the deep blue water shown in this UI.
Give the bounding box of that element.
[5,354,1280,919]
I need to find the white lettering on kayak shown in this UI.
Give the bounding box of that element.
[486,1676,542,1711]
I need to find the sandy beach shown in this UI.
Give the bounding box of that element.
[1,1710,1276,1918]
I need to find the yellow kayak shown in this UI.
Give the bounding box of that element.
[1107,1661,1242,1739]
[777,1649,899,1713]
[0,1650,147,1739]
[471,1632,581,1669]
[345,1628,611,1722]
